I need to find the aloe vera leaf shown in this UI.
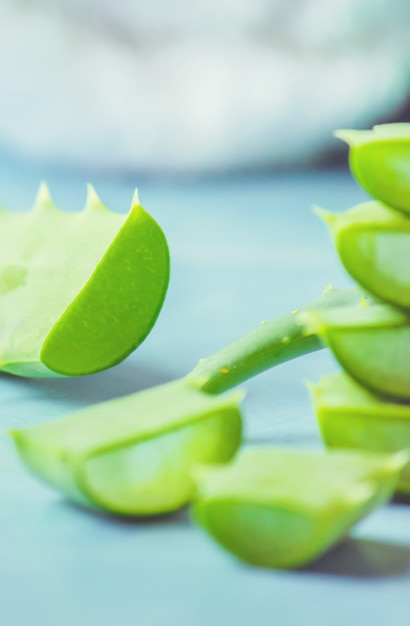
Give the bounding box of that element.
[335,124,410,214]
[304,303,410,400]
[11,380,242,515]
[186,286,369,394]
[192,447,406,569]
[309,372,410,493]
[0,184,169,377]
[316,201,410,309]
[11,286,366,515]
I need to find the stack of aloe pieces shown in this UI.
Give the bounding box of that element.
[309,124,410,494]
[9,125,410,571]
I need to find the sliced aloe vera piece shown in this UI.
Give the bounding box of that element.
[192,447,406,569]
[309,372,410,493]
[0,184,169,377]
[316,201,410,309]
[11,380,242,515]
[335,124,410,214]
[304,304,410,400]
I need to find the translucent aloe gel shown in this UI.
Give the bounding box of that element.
[303,304,410,401]
[316,201,410,309]
[336,124,410,214]
[0,184,169,377]
[12,382,243,515]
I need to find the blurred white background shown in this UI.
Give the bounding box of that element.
[0,0,409,175]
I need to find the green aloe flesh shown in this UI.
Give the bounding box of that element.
[0,184,169,377]
[304,304,410,400]
[192,447,406,569]
[11,381,242,515]
[335,124,410,214]
[316,201,410,309]
[309,373,410,493]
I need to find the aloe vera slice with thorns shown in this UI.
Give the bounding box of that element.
[193,447,406,569]
[0,184,169,377]
[304,304,410,400]
[316,201,410,309]
[336,124,410,214]
[309,372,410,493]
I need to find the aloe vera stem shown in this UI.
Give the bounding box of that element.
[186,287,366,395]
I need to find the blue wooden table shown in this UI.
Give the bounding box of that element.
[0,161,409,626]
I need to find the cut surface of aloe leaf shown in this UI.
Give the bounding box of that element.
[304,304,410,400]
[335,124,410,214]
[309,373,410,493]
[0,185,169,377]
[11,380,242,515]
[192,447,405,569]
[317,201,410,309]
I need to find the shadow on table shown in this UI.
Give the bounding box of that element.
[302,537,410,579]
[60,498,410,579]
[3,358,177,408]
[392,492,410,506]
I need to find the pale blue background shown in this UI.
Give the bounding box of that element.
[0,163,409,625]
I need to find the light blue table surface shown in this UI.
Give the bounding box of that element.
[0,159,409,626]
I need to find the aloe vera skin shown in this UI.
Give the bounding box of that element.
[11,381,242,516]
[187,286,368,395]
[316,201,410,309]
[0,185,169,377]
[310,373,410,493]
[335,124,410,214]
[193,447,406,570]
[304,304,410,401]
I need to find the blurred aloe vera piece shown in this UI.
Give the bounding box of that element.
[336,124,410,214]
[0,184,169,377]
[309,373,410,493]
[11,381,242,515]
[316,201,410,309]
[193,447,406,569]
[304,304,410,400]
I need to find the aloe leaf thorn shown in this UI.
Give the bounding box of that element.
[0,184,170,377]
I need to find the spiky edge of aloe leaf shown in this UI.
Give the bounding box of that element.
[39,187,170,376]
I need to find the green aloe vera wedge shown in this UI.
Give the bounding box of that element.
[316,201,410,309]
[0,184,169,377]
[193,447,406,569]
[11,381,242,515]
[304,304,410,400]
[309,372,410,493]
[335,124,410,214]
